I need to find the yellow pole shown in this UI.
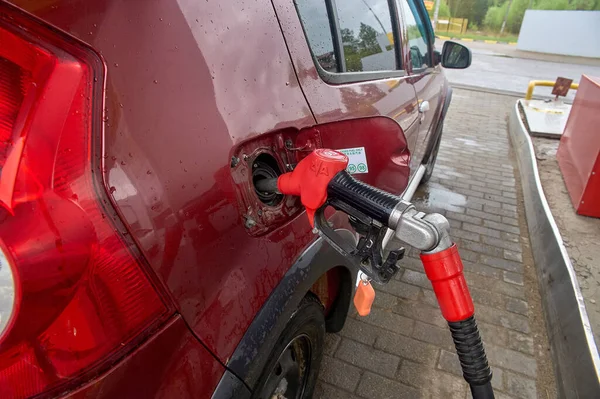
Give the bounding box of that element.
[525,80,579,101]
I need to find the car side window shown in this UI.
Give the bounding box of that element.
[294,0,400,78]
[295,0,339,73]
[398,0,430,70]
[335,0,396,72]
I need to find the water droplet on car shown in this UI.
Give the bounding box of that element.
[111,156,117,161]
[109,186,117,194]
[120,161,126,166]
[153,79,158,84]
[71,194,78,201]
[147,170,152,175]
[114,63,119,67]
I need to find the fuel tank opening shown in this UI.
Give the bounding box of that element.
[252,154,283,206]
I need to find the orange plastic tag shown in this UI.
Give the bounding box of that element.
[354,280,375,316]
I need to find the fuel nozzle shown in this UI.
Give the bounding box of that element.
[253,177,279,194]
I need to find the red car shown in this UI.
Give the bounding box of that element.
[0,0,469,397]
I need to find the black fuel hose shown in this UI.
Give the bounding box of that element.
[327,170,401,225]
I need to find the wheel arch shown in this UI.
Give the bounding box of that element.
[225,229,357,390]
[311,264,354,333]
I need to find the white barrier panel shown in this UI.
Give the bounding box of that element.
[517,10,600,58]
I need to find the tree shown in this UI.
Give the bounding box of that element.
[358,23,381,55]
[453,0,475,18]
[570,0,597,9]
[534,0,600,9]
[472,0,491,25]
[427,0,452,18]
[484,2,508,30]
[506,0,529,32]
[340,28,362,72]
[341,28,359,49]
[533,0,569,9]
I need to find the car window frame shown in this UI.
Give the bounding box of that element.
[398,0,435,74]
[294,0,407,85]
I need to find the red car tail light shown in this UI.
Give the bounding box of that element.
[0,4,171,398]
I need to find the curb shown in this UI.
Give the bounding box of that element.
[450,83,524,98]
[508,99,600,397]
[436,35,517,45]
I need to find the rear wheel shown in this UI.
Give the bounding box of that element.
[421,124,443,185]
[253,295,325,399]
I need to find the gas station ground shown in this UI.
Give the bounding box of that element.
[315,89,557,399]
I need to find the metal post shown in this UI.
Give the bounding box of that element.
[500,0,514,34]
[433,0,441,30]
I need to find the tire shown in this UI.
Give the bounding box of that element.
[252,295,326,399]
[420,123,443,185]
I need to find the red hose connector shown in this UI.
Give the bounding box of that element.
[420,244,474,322]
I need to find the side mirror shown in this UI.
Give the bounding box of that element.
[441,41,471,69]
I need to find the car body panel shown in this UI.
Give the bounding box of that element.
[66,316,228,399]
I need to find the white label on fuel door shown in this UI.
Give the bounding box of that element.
[337,147,369,174]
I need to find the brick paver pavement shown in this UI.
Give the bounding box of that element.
[315,89,556,399]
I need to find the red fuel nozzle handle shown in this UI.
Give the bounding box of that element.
[277,149,403,227]
[276,149,348,226]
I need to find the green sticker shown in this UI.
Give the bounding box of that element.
[357,163,367,173]
[348,164,357,173]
